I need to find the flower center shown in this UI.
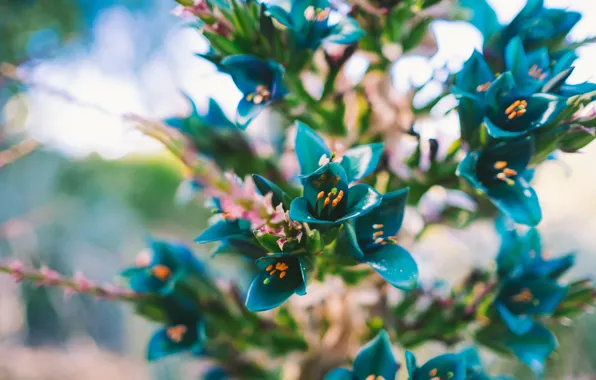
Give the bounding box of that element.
[166,324,187,343]
[427,368,455,379]
[263,261,289,284]
[152,265,172,281]
[304,6,331,22]
[493,160,517,186]
[371,223,389,246]
[528,64,547,80]
[246,85,271,105]
[476,81,492,92]
[316,187,344,209]
[512,288,534,302]
[505,99,527,120]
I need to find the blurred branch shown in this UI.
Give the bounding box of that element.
[0,260,148,302]
[0,139,40,169]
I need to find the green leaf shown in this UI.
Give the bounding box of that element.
[305,229,324,255]
[402,17,432,52]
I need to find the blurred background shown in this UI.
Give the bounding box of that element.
[0,0,595,379]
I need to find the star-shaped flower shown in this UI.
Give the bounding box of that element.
[289,162,382,226]
[221,55,288,129]
[245,253,312,312]
[335,188,419,289]
[266,0,364,50]
[295,122,384,182]
[405,351,466,380]
[457,137,541,226]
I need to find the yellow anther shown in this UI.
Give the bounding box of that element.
[317,8,331,21]
[496,173,507,181]
[429,368,438,377]
[529,65,547,80]
[373,224,384,229]
[476,81,491,92]
[431,377,441,380]
[494,161,508,170]
[373,231,384,238]
[374,237,385,244]
[166,325,187,343]
[512,288,534,302]
[317,191,325,200]
[505,100,521,115]
[324,197,331,206]
[503,168,518,177]
[280,271,287,279]
[266,264,273,271]
[152,265,172,281]
[270,269,277,275]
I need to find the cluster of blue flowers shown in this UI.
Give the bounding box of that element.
[455,0,596,227]
[109,0,596,378]
[325,330,512,380]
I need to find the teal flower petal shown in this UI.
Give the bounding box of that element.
[459,0,500,41]
[355,188,409,247]
[252,174,293,209]
[504,37,537,90]
[324,368,353,380]
[340,143,384,183]
[236,98,267,129]
[456,50,495,95]
[266,5,294,28]
[486,179,542,227]
[245,254,308,312]
[541,68,574,94]
[295,122,331,176]
[410,353,466,380]
[335,222,366,261]
[405,351,417,379]
[221,55,275,94]
[195,220,250,244]
[336,184,382,224]
[503,324,556,377]
[364,244,419,290]
[559,82,596,98]
[289,197,334,225]
[352,330,400,380]
[456,95,485,145]
[326,17,365,45]
[496,301,535,335]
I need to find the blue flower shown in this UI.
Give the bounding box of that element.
[405,351,466,380]
[494,274,567,336]
[325,330,400,380]
[265,0,364,50]
[289,162,382,226]
[295,122,384,183]
[482,72,566,139]
[496,224,575,280]
[335,188,419,290]
[221,55,288,129]
[457,137,541,226]
[245,253,312,312]
[461,0,581,57]
[500,0,581,51]
[121,239,206,295]
[504,37,596,97]
[147,299,206,361]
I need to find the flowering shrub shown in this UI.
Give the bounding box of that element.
[2,0,596,379]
